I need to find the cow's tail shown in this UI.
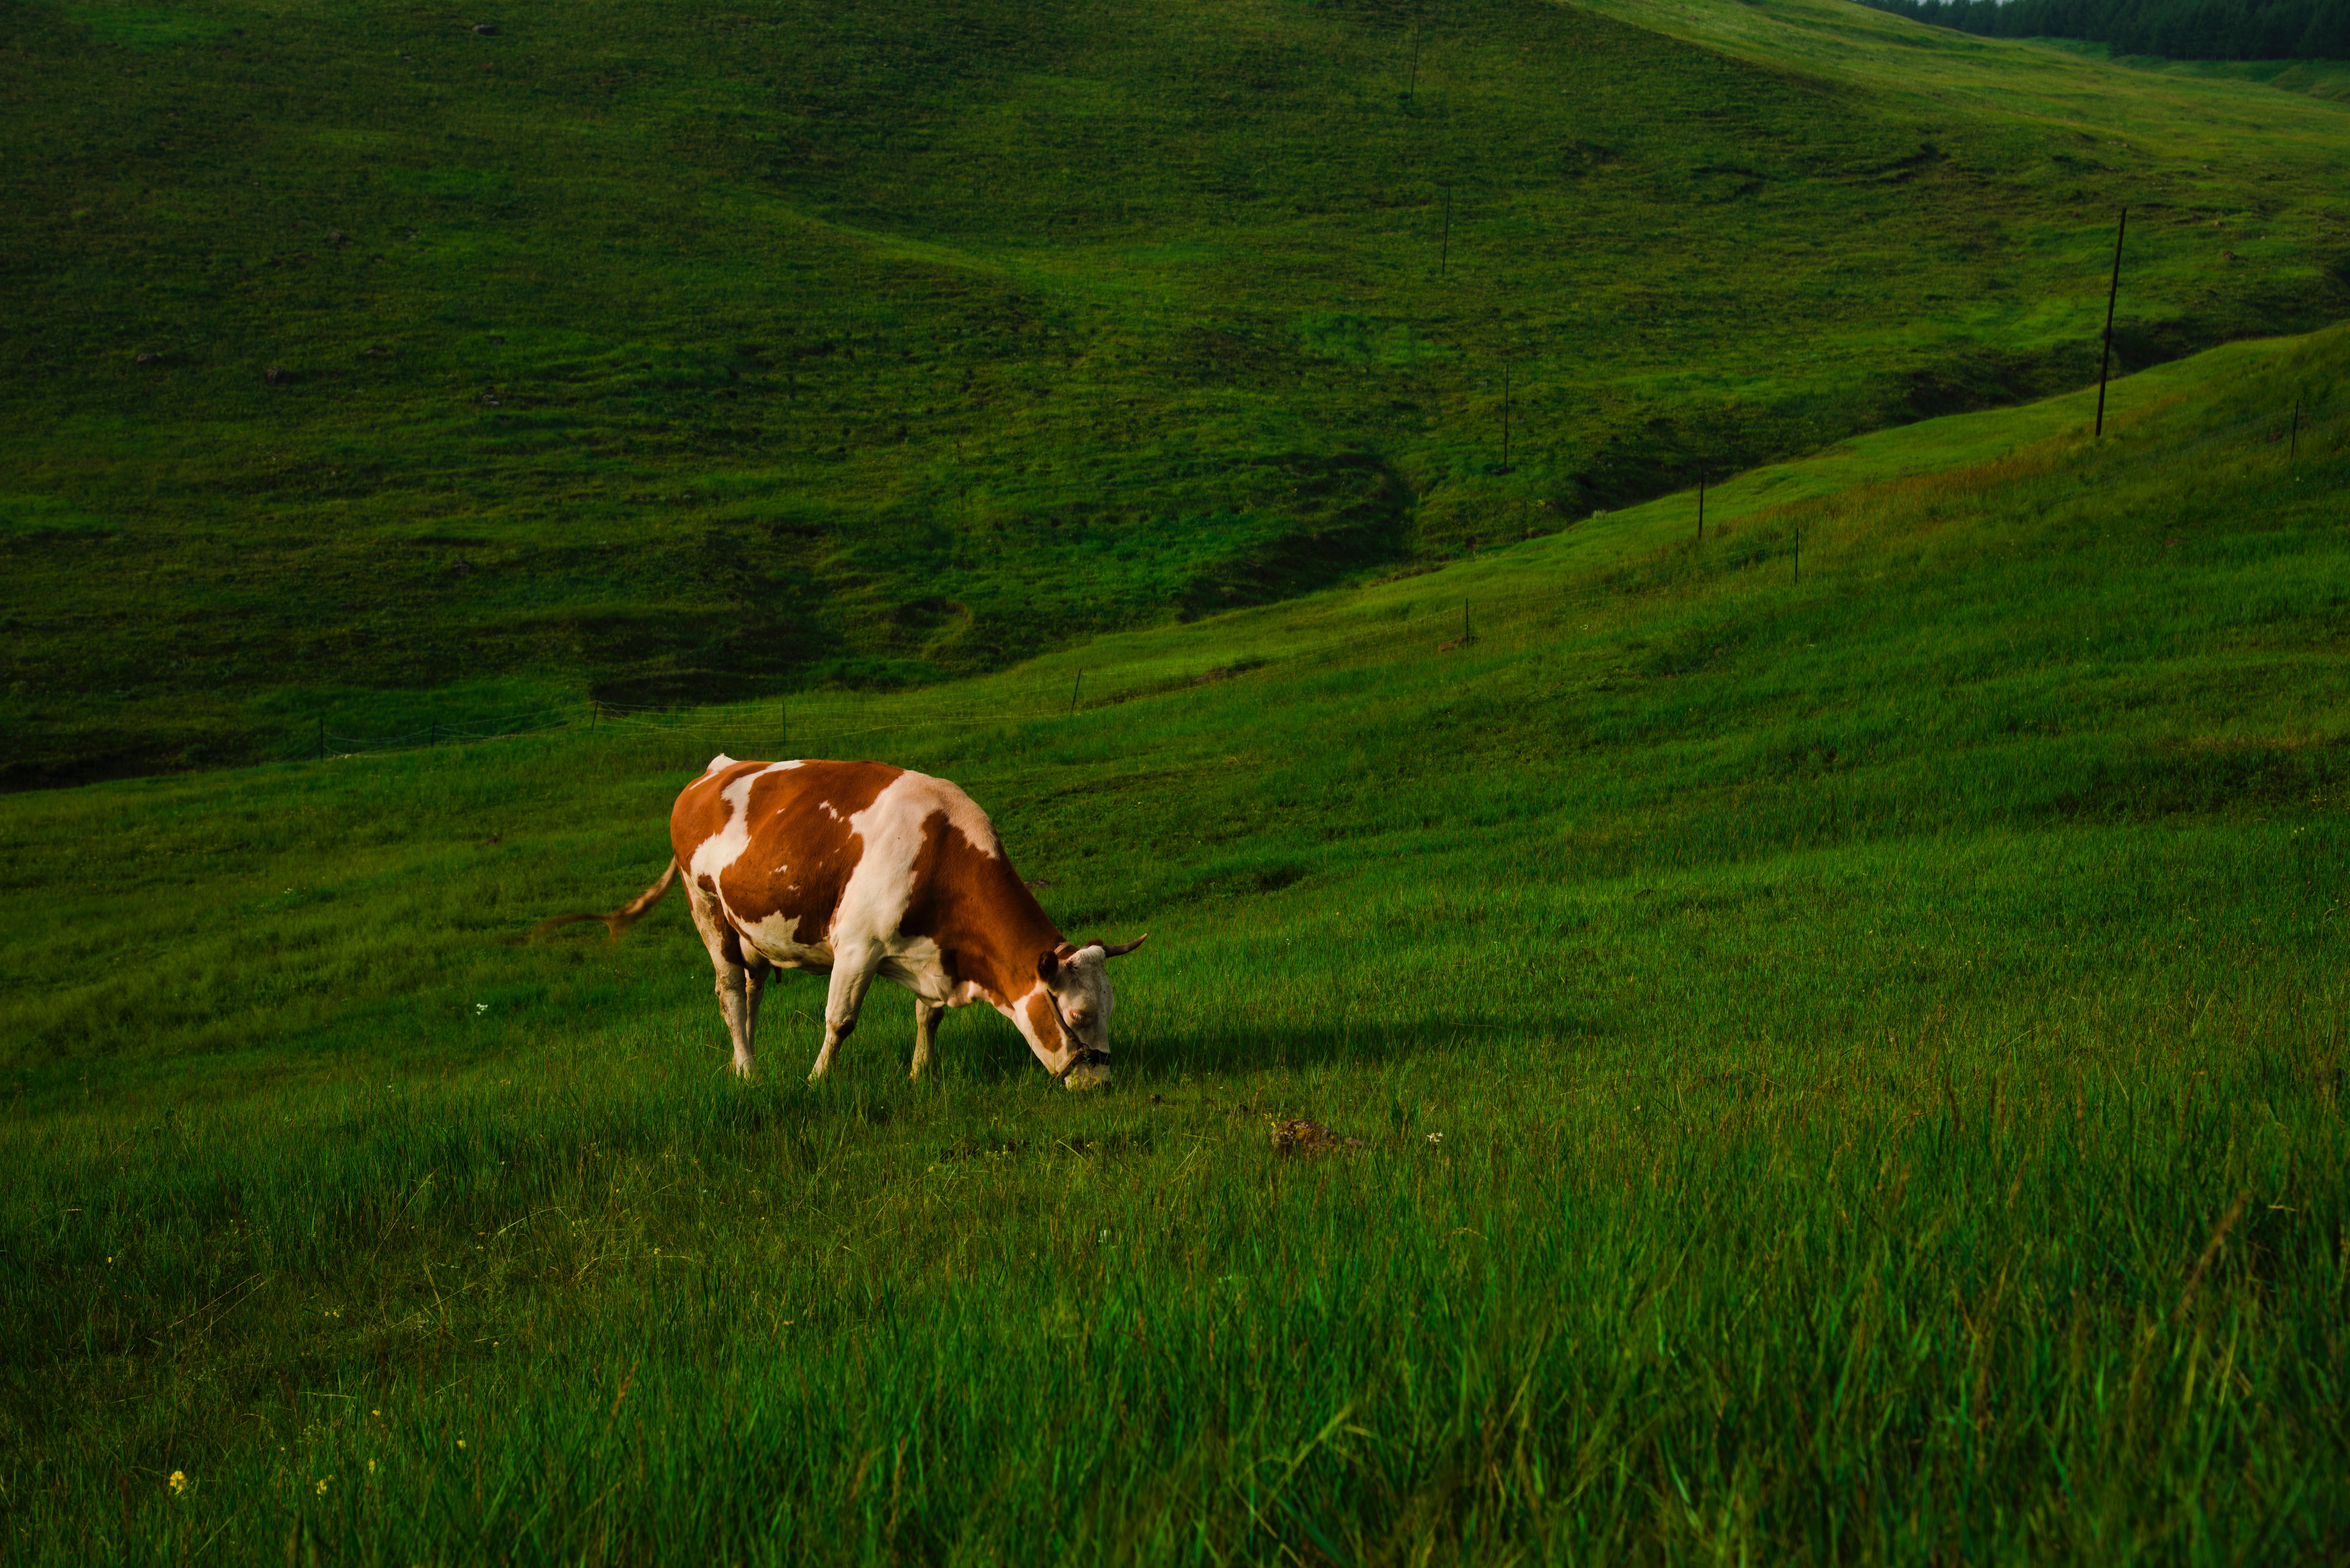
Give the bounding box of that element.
[532,858,680,944]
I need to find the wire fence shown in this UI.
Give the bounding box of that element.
[277,377,2342,769]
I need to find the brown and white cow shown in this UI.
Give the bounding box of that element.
[543,756,1145,1088]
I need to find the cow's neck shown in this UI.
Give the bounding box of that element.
[955,865,1069,1061]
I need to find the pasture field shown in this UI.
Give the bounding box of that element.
[6,0,2350,784]
[3,325,2347,1562]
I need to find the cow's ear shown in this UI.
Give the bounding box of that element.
[1037,949,1060,984]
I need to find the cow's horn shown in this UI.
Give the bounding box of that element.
[1096,934,1149,958]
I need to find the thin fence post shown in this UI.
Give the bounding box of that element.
[2289,396,2299,468]
[782,699,788,755]
[1697,473,1705,542]
[1439,187,1451,279]
[1499,363,1512,472]
[1070,670,1083,716]
[429,719,438,749]
[316,716,325,761]
[2095,206,2127,438]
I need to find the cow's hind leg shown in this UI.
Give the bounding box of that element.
[687,877,758,1078]
[743,958,771,1061]
[808,944,882,1082]
[910,1000,944,1081]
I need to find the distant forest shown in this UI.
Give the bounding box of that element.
[1852,0,2350,59]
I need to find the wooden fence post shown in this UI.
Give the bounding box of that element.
[2095,207,2127,438]
[1500,363,1512,472]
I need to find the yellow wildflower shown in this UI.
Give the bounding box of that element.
[168,1471,187,1495]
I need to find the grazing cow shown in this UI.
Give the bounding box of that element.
[540,757,1145,1088]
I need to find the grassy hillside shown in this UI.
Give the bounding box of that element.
[4,0,2348,786]
[3,324,2344,1561]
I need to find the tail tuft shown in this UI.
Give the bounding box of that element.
[531,859,680,944]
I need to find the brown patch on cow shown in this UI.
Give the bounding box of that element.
[900,806,1062,1002]
[669,758,769,863]
[1023,989,1067,1053]
[673,760,903,951]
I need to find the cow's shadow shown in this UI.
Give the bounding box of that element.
[753,997,1528,1087]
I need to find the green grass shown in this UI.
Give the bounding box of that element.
[2146,55,2350,102]
[5,0,2349,785]
[3,322,2346,1562]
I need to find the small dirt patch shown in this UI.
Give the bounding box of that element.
[1269,1119,1365,1156]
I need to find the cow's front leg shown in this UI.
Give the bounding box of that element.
[808,946,881,1081]
[910,1000,944,1081]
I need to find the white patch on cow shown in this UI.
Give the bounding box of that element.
[689,761,797,889]
[741,909,831,969]
[878,935,954,1006]
[833,773,941,955]
[1055,946,1115,1052]
[932,778,1003,860]
[704,753,737,775]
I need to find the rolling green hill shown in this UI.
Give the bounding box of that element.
[3,321,2345,1560]
[4,0,2348,786]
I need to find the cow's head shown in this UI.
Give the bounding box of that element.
[1034,936,1147,1089]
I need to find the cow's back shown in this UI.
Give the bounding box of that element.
[671,758,1012,970]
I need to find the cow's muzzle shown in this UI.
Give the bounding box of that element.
[1054,1044,1112,1088]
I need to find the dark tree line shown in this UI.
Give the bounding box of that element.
[1852,0,2350,60]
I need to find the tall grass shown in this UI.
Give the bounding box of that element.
[2,328,2346,1561]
